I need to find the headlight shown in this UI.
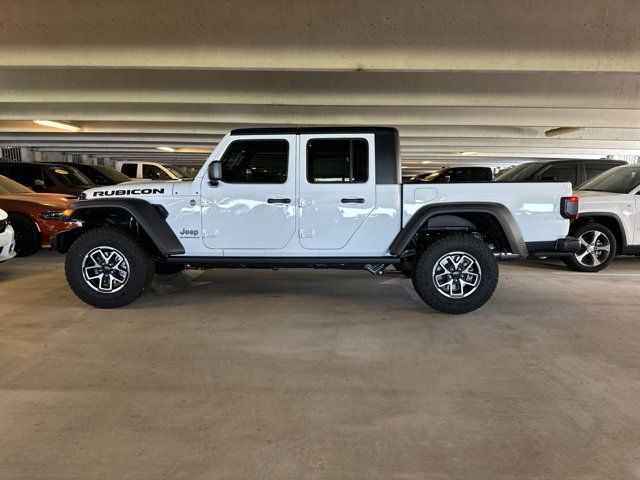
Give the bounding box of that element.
[39,210,66,221]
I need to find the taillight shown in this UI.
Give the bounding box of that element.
[561,196,579,219]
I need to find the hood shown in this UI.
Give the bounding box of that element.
[573,189,627,203]
[0,193,73,209]
[82,180,179,200]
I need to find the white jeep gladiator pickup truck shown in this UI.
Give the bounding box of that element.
[564,164,640,272]
[52,127,579,314]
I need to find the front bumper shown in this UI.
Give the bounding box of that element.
[526,236,580,258]
[0,225,16,262]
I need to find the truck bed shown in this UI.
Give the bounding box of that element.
[402,182,573,243]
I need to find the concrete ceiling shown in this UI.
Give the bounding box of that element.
[1,0,640,172]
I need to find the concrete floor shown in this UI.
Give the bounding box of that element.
[0,251,639,480]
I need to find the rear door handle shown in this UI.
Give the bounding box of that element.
[341,197,365,204]
[267,198,291,204]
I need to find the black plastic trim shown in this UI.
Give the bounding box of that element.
[165,256,400,268]
[230,126,398,136]
[68,198,185,255]
[526,236,580,257]
[50,228,80,254]
[389,202,528,257]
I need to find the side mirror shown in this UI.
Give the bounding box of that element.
[34,179,46,188]
[208,161,222,186]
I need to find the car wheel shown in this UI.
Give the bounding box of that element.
[562,223,616,272]
[412,233,499,314]
[65,227,154,308]
[8,212,41,257]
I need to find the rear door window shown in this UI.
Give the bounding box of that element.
[306,138,368,183]
[538,163,578,185]
[120,163,137,177]
[9,165,44,188]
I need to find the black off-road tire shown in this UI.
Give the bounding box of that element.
[392,263,412,277]
[562,222,617,272]
[8,212,41,257]
[65,227,154,308]
[411,233,499,314]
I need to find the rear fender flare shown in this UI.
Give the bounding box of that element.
[389,202,527,257]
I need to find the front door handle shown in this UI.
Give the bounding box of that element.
[267,198,291,204]
[341,197,365,204]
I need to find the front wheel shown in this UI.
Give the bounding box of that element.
[8,213,40,257]
[562,223,616,272]
[65,227,154,308]
[412,233,499,314]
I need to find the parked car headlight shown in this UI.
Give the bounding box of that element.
[39,210,66,221]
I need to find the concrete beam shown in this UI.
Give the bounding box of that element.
[2,0,640,72]
[2,68,640,109]
[3,103,640,128]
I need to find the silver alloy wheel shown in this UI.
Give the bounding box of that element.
[432,251,482,299]
[574,230,611,267]
[81,246,130,293]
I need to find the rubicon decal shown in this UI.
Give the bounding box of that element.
[92,188,165,197]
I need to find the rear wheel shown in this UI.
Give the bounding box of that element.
[65,227,154,308]
[562,222,616,272]
[392,263,412,277]
[412,233,498,314]
[8,213,40,257]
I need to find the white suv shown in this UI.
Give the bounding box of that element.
[0,209,16,263]
[115,161,188,181]
[566,164,640,271]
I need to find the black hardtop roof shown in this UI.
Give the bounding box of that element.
[230,126,398,136]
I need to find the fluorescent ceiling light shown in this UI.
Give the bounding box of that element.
[34,120,81,132]
[422,160,432,164]
[156,146,175,152]
[459,151,478,156]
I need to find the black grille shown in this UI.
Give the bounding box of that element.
[0,220,7,233]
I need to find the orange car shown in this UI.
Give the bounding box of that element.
[0,175,79,256]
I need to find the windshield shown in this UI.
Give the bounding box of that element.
[422,170,442,182]
[89,165,131,183]
[47,166,93,186]
[0,175,34,195]
[494,162,544,182]
[578,166,640,194]
[163,165,188,179]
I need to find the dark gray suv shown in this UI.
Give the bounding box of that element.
[495,159,626,187]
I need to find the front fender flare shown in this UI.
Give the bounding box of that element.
[67,198,185,255]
